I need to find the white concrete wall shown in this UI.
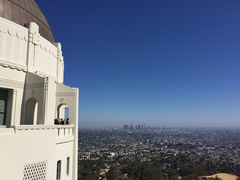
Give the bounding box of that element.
[45,76,57,125]
[35,36,58,78]
[56,84,79,180]
[0,127,73,180]
[0,17,64,83]
[56,140,74,180]
[0,16,78,180]
[0,130,15,180]
[0,17,28,70]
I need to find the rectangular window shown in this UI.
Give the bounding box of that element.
[56,160,61,180]
[0,89,8,125]
[66,157,70,176]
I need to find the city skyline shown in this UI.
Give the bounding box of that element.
[36,0,240,128]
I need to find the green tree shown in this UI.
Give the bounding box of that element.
[121,161,163,180]
[78,161,97,180]
[179,162,205,180]
[106,167,118,180]
[168,169,179,180]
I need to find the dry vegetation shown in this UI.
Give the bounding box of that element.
[201,173,239,180]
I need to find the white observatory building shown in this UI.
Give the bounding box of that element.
[0,0,79,179]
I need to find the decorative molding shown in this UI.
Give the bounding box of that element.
[56,92,76,97]
[60,98,65,104]
[25,83,44,89]
[0,78,24,89]
[0,60,27,72]
[39,37,58,58]
[12,125,56,130]
[36,70,56,80]
[0,27,28,42]
[56,125,74,129]
[0,79,46,90]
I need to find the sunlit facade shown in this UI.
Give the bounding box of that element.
[0,0,78,179]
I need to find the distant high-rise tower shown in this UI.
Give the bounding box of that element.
[130,123,133,130]
[123,124,129,130]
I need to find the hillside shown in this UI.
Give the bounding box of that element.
[201,173,239,180]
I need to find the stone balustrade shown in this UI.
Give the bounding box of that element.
[56,125,74,138]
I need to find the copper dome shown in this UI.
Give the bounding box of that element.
[0,0,55,43]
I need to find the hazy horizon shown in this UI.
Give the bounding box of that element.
[79,124,240,130]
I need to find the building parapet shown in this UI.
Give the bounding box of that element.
[56,125,74,138]
[12,125,56,131]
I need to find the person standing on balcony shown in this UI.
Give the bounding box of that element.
[60,118,64,125]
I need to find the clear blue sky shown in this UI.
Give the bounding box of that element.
[36,0,240,128]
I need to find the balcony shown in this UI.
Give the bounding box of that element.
[56,125,74,144]
[56,125,73,138]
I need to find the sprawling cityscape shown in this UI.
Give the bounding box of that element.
[78,125,240,180]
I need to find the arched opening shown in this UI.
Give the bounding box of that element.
[24,98,38,125]
[56,104,69,124]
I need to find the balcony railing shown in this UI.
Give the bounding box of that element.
[9,125,74,144]
[11,125,74,138]
[56,125,74,138]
